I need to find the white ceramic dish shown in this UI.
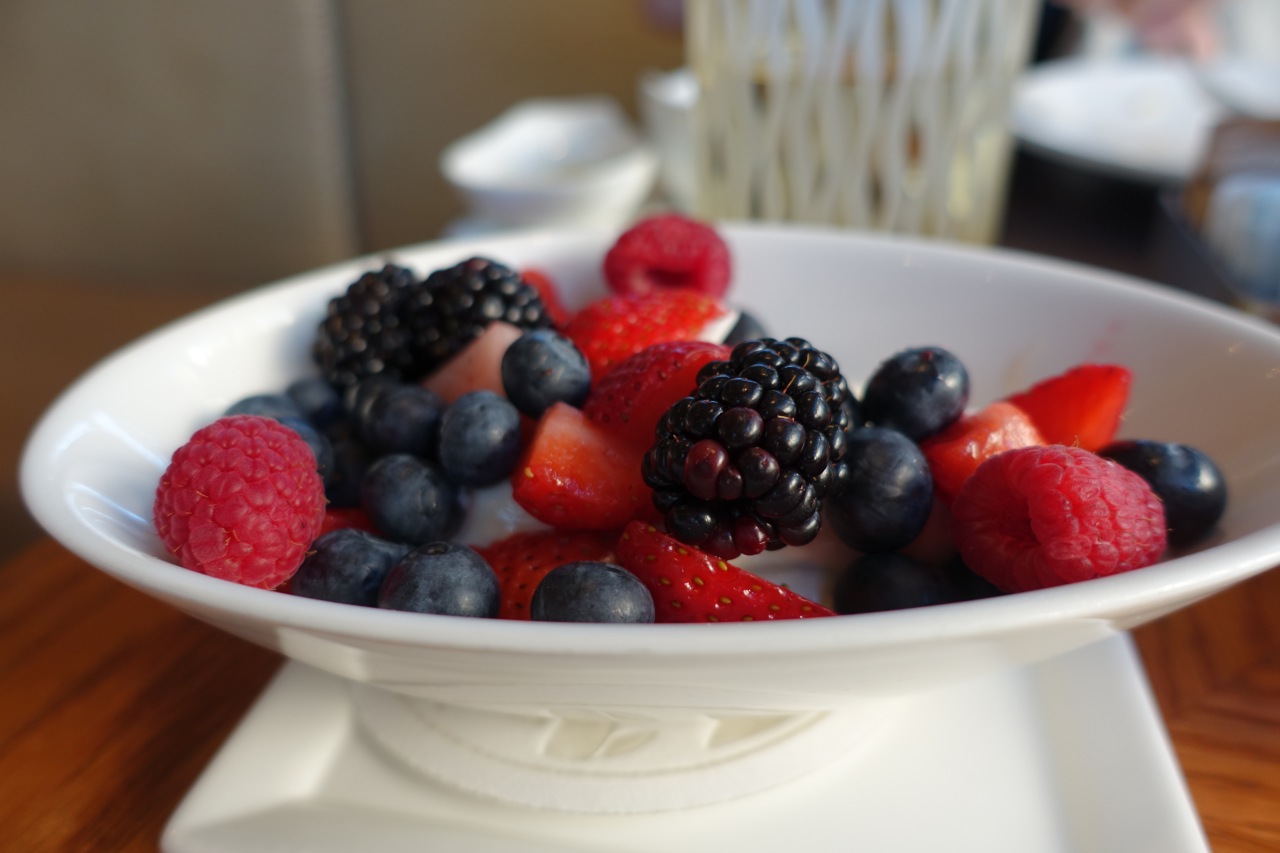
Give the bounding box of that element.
[161,636,1207,852]
[1196,56,1280,120]
[21,224,1280,812]
[440,97,657,230]
[1012,57,1228,184]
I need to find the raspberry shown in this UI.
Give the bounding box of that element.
[153,415,328,589]
[603,214,732,299]
[951,445,1167,593]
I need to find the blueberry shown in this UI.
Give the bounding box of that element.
[343,375,397,421]
[832,552,958,614]
[530,562,655,623]
[436,391,522,487]
[358,381,446,457]
[942,555,1005,601]
[286,377,344,430]
[225,392,304,421]
[360,453,462,545]
[378,542,500,618]
[825,427,933,552]
[293,528,412,606]
[501,329,591,417]
[1099,439,1228,548]
[861,346,969,441]
[723,310,769,347]
[324,428,374,507]
[279,417,335,482]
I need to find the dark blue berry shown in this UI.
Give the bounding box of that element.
[826,427,933,552]
[943,556,1005,601]
[501,329,591,417]
[343,375,397,421]
[225,392,303,421]
[279,417,335,482]
[832,553,958,614]
[323,428,374,507]
[286,377,344,430]
[723,310,769,346]
[436,391,522,487]
[861,347,969,441]
[358,381,446,457]
[530,562,655,623]
[293,529,412,606]
[360,454,462,545]
[1099,440,1228,548]
[378,542,500,618]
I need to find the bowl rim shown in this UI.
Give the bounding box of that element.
[21,222,1280,657]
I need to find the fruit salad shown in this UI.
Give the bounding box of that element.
[152,214,1229,623]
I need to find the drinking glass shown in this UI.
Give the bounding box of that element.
[686,0,1040,244]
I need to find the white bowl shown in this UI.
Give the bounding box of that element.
[440,97,658,230]
[21,225,1280,812]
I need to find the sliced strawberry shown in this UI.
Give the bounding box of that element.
[1004,364,1131,452]
[614,521,835,622]
[920,401,1044,504]
[562,290,729,378]
[475,528,619,620]
[421,321,523,403]
[582,340,731,449]
[520,268,573,328]
[512,402,652,530]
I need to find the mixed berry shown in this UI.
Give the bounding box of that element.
[152,213,1230,623]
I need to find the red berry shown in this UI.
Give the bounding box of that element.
[476,528,619,620]
[512,402,652,530]
[520,268,573,328]
[581,340,731,449]
[1004,364,1131,451]
[951,445,1167,593]
[920,401,1044,504]
[318,506,381,537]
[614,521,835,622]
[603,214,732,299]
[562,290,729,378]
[153,415,327,589]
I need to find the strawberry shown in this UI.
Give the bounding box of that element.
[475,528,619,620]
[1004,364,1131,452]
[512,402,652,530]
[614,521,835,622]
[582,340,731,449]
[520,268,573,328]
[561,290,729,378]
[920,401,1045,504]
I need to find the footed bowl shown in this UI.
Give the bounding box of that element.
[21,224,1280,812]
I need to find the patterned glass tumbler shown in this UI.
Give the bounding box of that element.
[686,0,1039,244]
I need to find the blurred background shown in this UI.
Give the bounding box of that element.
[0,0,684,562]
[2,0,1276,563]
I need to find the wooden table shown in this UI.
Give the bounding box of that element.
[3,151,1279,851]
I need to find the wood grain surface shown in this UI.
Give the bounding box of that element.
[1,539,1277,852]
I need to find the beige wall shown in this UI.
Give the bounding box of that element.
[0,0,684,290]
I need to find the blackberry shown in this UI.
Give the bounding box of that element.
[313,264,422,389]
[404,257,553,378]
[644,337,853,558]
